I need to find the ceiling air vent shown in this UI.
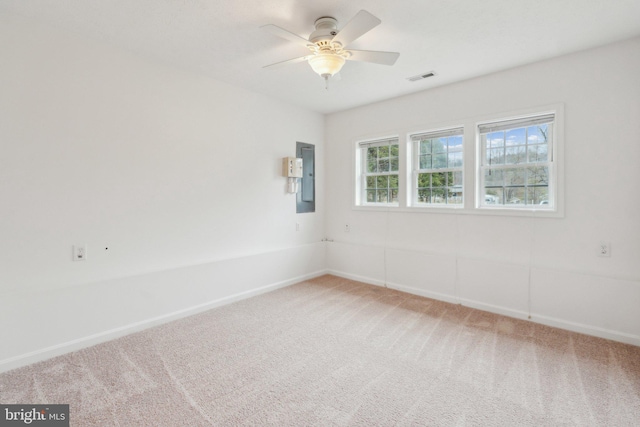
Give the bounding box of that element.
[407,71,437,82]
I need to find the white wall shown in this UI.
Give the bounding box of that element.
[2,10,638,373]
[325,37,640,345]
[0,13,326,371]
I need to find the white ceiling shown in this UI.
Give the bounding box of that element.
[3,0,640,114]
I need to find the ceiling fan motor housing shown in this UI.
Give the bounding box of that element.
[310,17,339,44]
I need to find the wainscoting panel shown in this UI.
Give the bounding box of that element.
[385,247,457,303]
[327,241,640,347]
[530,267,640,344]
[456,257,530,318]
[0,242,326,373]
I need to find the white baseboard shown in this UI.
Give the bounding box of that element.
[326,268,640,348]
[385,281,460,306]
[325,270,387,287]
[528,313,640,347]
[457,297,531,322]
[0,269,327,374]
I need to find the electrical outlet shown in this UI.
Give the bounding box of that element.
[344,224,350,233]
[597,242,611,257]
[73,245,87,261]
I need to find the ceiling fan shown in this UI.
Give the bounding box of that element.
[261,10,399,86]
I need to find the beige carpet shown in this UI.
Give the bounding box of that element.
[1,275,639,426]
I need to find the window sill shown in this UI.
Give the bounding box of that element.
[353,204,564,218]
[353,204,399,211]
[472,205,563,218]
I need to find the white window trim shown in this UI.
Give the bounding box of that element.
[354,136,401,208]
[351,103,564,218]
[409,127,465,209]
[474,105,564,218]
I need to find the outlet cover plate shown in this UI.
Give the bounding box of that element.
[597,242,611,257]
[73,245,87,261]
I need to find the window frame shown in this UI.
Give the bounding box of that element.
[351,104,564,217]
[355,137,400,207]
[409,127,465,208]
[476,111,559,213]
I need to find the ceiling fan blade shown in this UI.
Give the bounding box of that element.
[347,49,400,66]
[263,55,313,69]
[261,24,313,48]
[331,10,381,47]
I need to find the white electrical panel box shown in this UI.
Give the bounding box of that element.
[282,157,303,178]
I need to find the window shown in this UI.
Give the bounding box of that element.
[358,138,399,205]
[411,128,464,206]
[478,114,554,209]
[352,106,561,214]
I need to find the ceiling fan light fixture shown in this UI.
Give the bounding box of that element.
[262,10,399,84]
[308,53,346,79]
